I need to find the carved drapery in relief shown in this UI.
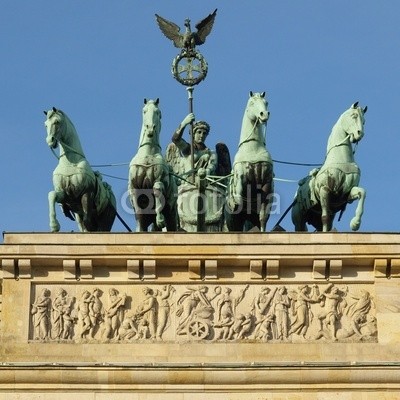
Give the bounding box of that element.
[29,283,377,343]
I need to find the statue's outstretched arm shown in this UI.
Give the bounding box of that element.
[172,113,195,144]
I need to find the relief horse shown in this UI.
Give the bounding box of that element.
[128,99,177,231]
[291,102,367,232]
[45,107,116,232]
[225,92,274,232]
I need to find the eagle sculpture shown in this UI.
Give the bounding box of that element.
[155,9,217,51]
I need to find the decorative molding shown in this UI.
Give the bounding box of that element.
[18,258,32,279]
[266,259,279,279]
[127,259,140,279]
[1,259,16,279]
[391,259,400,278]
[63,260,77,280]
[143,260,156,279]
[250,259,263,279]
[329,259,342,279]
[204,259,217,279]
[374,259,387,278]
[79,259,93,279]
[313,259,327,279]
[188,260,201,279]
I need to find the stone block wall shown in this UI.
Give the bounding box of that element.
[0,232,399,398]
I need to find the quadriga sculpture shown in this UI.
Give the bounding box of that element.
[45,107,116,232]
[225,92,274,231]
[128,99,177,231]
[291,102,367,232]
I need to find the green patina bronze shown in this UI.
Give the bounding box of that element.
[166,113,231,232]
[128,99,178,232]
[45,108,116,232]
[291,102,367,232]
[225,92,274,232]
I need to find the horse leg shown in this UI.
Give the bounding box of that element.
[48,190,64,232]
[319,186,331,232]
[129,190,147,232]
[291,201,307,231]
[258,200,267,232]
[153,181,166,230]
[348,186,366,231]
[81,192,95,232]
[258,167,273,232]
[75,213,85,232]
[230,164,245,210]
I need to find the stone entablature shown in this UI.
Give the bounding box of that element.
[0,232,400,396]
[2,232,400,280]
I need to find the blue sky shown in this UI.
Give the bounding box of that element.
[1,1,399,235]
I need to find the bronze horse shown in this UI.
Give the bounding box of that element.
[45,107,116,232]
[128,99,178,231]
[225,92,274,231]
[292,102,367,232]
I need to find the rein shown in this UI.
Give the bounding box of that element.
[325,111,363,157]
[138,141,162,150]
[325,133,351,157]
[238,118,266,148]
[49,138,86,161]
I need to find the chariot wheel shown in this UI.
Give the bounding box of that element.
[187,320,210,340]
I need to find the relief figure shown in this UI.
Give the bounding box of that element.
[31,288,52,340]
[156,285,175,340]
[134,287,158,340]
[103,288,126,340]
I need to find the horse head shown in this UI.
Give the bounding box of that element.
[246,91,269,124]
[340,102,368,144]
[140,98,162,146]
[44,107,64,149]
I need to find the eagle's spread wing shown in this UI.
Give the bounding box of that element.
[155,14,183,48]
[194,9,217,45]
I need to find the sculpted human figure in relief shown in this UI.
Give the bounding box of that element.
[29,284,377,343]
[31,288,52,340]
[289,284,320,339]
[272,286,291,341]
[156,285,175,340]
[314,284,345,341]
[51,287,74,340]
[103,288,126,340]
[252,286,277,340]
[134,287,158,340]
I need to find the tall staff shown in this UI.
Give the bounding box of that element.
[155,10,217,231]
[187,86,195,179]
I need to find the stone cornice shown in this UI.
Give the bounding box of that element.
[1,232,399,280]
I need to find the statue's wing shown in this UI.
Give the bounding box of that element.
[155,14,184,48]
[165,142,182,175]
[215,142,232,177]
[194,8,217,45]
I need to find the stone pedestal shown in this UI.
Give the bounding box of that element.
[0,232,399,398]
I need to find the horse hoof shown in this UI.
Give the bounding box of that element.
[156,216,166,230]
[350,218,360,231]
[50,221,60,232]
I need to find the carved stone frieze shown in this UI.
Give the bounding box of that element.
[29,283,377,343]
